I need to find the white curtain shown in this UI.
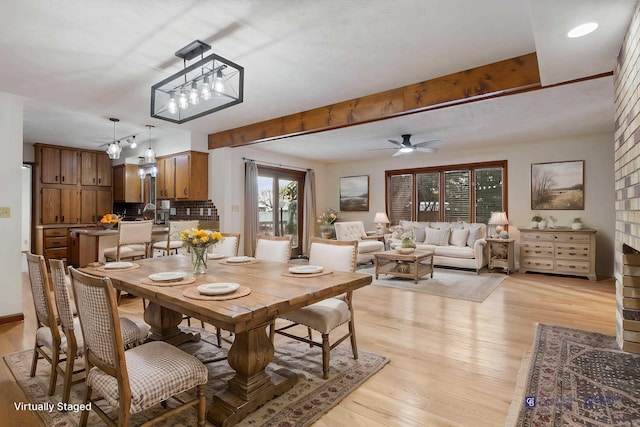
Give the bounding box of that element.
[244,160,259,256]
[302,170,317,255]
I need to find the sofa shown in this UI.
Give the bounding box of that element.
[333,221,385,264]
[386,220,487,273]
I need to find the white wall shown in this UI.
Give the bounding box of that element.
[0,92,24,317]
[325,132,615,276]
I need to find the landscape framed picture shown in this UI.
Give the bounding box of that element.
[340,175,369,211]
[531,160,584,210]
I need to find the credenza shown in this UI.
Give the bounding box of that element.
[519,228,596,281]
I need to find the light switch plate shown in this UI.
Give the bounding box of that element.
[170,208,176,215]
[0,207,10,218]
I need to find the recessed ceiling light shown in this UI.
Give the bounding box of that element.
[567,22,598,38]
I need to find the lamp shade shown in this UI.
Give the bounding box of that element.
[488,212,509,225]
[374,212,390,224]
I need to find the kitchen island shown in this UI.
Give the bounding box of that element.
[69,225,168,267]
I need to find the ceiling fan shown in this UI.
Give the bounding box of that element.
[369,134,441,156]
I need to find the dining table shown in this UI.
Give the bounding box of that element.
[81,254,371,427]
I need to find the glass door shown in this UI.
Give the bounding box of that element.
[257,167,305,257]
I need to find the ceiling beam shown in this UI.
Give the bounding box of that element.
[208,52,540,149]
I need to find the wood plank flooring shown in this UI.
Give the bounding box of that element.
[0,270,616,426]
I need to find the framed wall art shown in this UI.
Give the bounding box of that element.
[339,175,369,211]
[531,160,584,210]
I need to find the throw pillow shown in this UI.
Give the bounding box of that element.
[466,226,482,247]
[425,227,450,246]
[391,227,405,239]
[412,226,426,243]
[450,228,470,247]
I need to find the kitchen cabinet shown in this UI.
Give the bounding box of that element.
[113,164,142,203]
[96,153,112,186]
[157,151,208,200]
[81,189,112,223]
[41,188,78,224]
[40,146,78,185]
[81,152,113,186]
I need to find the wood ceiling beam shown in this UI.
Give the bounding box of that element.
[208,52,540,149]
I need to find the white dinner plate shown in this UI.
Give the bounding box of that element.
[208,253,225,260]
[226,256,254,263]
[288,265,323,274]
[148,271,188,282]
[197,282,240,296]
[103,261,134,270]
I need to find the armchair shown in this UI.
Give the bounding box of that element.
[333,221,384,264]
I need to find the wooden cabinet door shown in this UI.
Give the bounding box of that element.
[113,165,125,202]
[60,149,78,185]
[60,188,79,224]
[80,190,97,223]
[96,154,112,186]
[112,165,140,203]
[174,154,189,199]
[97,189,112,216]
[81,152,97,185]
[41,188,61,224]
[157,157,175,199]
[41,147,61,184]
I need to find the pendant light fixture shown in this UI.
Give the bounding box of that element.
[144,125,156,163]
[106,118,122,160]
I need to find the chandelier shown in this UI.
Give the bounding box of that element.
[150,40,244,124]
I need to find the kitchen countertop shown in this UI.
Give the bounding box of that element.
[69,225,169,236]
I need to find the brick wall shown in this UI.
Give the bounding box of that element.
[614,1,640,353]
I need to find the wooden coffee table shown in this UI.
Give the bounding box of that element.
[375,250,434,283]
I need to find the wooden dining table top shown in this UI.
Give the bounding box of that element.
[82,255,372,333]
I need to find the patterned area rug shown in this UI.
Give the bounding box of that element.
[509,324,640,426]
[4,328,389,426]
[358,266,506,302]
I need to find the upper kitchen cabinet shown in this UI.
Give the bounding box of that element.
[157,151,208,200]
[80,151,113,187]
[40,146,78,185]
[113,164,142,203]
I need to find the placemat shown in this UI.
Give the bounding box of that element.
[219,258,259,266]
[280,269,334,278]
[96,263,140,272]
[183,285,252,300]
[140,276,196,286]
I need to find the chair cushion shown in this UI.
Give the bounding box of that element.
[434,245,475,259]
[152,240,184,250]
[308,242,356,272]
[357,240,384,253]
[280,298,351,333]
[104,244,146,259]
[36,317,84,355]
[86,341,208,414]
[213,237,238,257]
[120,318,150,347]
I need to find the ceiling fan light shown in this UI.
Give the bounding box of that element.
[567,22,598,38]
[399,147,413,153]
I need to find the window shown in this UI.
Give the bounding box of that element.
[385,161,507,225]
[257,166,305,257]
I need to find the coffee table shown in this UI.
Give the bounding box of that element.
[374,250,434,283]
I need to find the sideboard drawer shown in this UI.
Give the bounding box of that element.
[522,241,554,257]
[44,247,68,260]
[554,233,591,243]
[44,228,67,238]
[556,259,591,274]
[522,258,554,270]
[521,232,555,242]
[555,243,590,260]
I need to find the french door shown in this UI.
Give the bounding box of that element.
[257,166,305,257]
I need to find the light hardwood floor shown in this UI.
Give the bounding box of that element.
[1,270,616,426]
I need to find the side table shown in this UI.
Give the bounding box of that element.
[486,238,515,275]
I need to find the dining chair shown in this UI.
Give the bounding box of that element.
[152,219,199,256]
[271,238,359,378]
[209,232,240,257]
[48,258,150,404]
[254,234,292,263]
[68,267,208,427]
[104,219,154,262]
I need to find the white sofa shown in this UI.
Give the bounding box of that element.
[386,220,487,273]
[334,221,385,264]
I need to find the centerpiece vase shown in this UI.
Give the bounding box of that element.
[191,246,208,274]
[320,224,334,239]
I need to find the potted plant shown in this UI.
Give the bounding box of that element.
[318,208,338,238]
[572,217,583,230]
[531,214,543,229]
[397,237,417,254]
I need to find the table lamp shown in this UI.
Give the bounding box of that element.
[374,212,390,235]
[488,212,509,237]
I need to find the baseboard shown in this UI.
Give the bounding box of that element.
[0,313,24,325]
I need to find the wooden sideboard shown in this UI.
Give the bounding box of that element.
[519,227,596,281]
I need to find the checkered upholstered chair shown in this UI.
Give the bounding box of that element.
[209,232,240,257]
[254,234,292,262]
[68,267,208,427]
[48,258,150,404]
[334,221,384,264]
[104,219,154,261]
[152,220,199,256]
[272,238,359,378]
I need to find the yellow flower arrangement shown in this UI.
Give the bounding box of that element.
[179,228,223,249]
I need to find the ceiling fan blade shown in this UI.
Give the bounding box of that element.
[415,147,439,154]
[387,139,403,147]
[367,147,398,151]
[414,139,442,148]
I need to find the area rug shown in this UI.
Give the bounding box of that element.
[358,266,506,302]
[508,324,640,426]
[4,328,389,426]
